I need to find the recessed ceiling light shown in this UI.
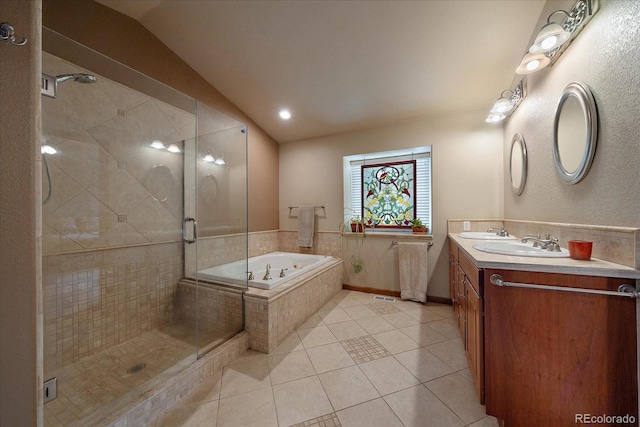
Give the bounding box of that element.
[167,144,181,153]
[279,109,291,120]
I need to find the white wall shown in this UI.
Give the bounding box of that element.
[504,0,640,228]
[280,109,504,298]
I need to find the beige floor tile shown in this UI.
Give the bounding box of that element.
[217,387,278,427]
[426,318,462,339]
[351,291,382,305]
[384,384,465,427]
[336,398,404,427]
[371,330,420,354]
[228,348,268,366]
[155,399,218,427]
[393,348,455,382]
[404,306,445,323]
[271,332,304,354]
[318,307,353,324]
[318,365,380,411]
[297,325,338,349]
[335,294,365,308]
[341,304,377,320]
[399,324,448,347]
[297,313,325,330]
[355,316,395,334]
[306,342,356,373]
[359,356,420,395]
[267,350,316,385]
[380,311,421,328]
[320,300,339,311]
[219,357,271,398]
[425,303,457,320]
[328,320,369,341]
[424,372,487,424]
[272,376,333,426]
[392,299,425,311]
[469,416,501,427]
[426,337,468,370]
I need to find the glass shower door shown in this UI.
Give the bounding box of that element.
[184,101,248,358]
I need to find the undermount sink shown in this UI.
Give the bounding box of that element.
[458,232,517,240]
[473,241,570,258]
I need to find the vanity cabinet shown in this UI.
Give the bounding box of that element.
[449,240,484,403]
[484,268,638,426]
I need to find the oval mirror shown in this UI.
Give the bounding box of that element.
[509,133,527,196]
[553,82,598,184]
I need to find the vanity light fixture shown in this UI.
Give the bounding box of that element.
[167,144,181,153]
[486,80,526,123]
[41,145,57,155]
[150,140,165,150]
[516,0,598,75]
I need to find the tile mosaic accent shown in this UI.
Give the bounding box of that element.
[367,301,401,316]
[279,230,342,258]
[340,335,392,364]
[291,412,342,427]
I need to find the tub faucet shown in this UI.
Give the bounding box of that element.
[263,264,272,280]
[248,271,254,280]
[279,268,288,278]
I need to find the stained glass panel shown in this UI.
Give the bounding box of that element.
[362,160,416,228]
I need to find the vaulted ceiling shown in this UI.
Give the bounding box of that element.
[97,0,546,143]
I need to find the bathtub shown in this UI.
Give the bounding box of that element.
[197,252,334,290]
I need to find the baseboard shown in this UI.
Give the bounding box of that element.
[342,284,452,305]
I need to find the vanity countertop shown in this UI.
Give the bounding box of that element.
[448,233,640,279]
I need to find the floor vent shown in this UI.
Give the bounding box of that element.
[373,296,396,302]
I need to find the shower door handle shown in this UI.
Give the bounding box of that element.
[183,217,197,244]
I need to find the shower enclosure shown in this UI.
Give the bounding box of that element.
[41,30,247,426]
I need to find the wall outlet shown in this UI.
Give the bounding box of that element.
[44,377,57,403]
[463,221,471,231]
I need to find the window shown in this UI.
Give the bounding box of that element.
[343,146,432,232]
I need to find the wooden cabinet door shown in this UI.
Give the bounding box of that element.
[484,269,638,426]
[466,280,483,404]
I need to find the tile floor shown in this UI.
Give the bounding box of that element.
[150,290,499,427]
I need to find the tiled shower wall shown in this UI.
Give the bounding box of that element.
[43,243,183,375]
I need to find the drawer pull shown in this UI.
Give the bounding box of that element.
[490,274,639,298]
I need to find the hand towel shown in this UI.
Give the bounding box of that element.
[398,242,429,303]
[297,206,315,248]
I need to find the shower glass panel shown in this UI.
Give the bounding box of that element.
[42,29,247,426]
[184,102,248,358]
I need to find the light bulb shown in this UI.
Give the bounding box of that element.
[541,35,558,50]
[485,113,506,123]
[41,145,57,155]
[204,154,215,163]
[214,157,226,165]
[279,109,291,120]
[526,59,540,71]
[150,140,165,150]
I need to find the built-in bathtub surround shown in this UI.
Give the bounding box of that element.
[244,258,343,353]
[448,219,640,269]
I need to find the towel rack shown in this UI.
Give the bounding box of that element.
[489,274,639,298]
[288,205,324,213]
[392,240,433,247]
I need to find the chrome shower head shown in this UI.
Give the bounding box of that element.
[55,73,97,84]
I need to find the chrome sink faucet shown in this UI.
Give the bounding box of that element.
[521,234,561,252]
[263,264,272,280]
[487,226,509,237]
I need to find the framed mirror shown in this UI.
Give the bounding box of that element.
[509,133,527,196]
[553,82,598,184]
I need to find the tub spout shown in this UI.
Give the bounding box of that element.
[263,264,272,280]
